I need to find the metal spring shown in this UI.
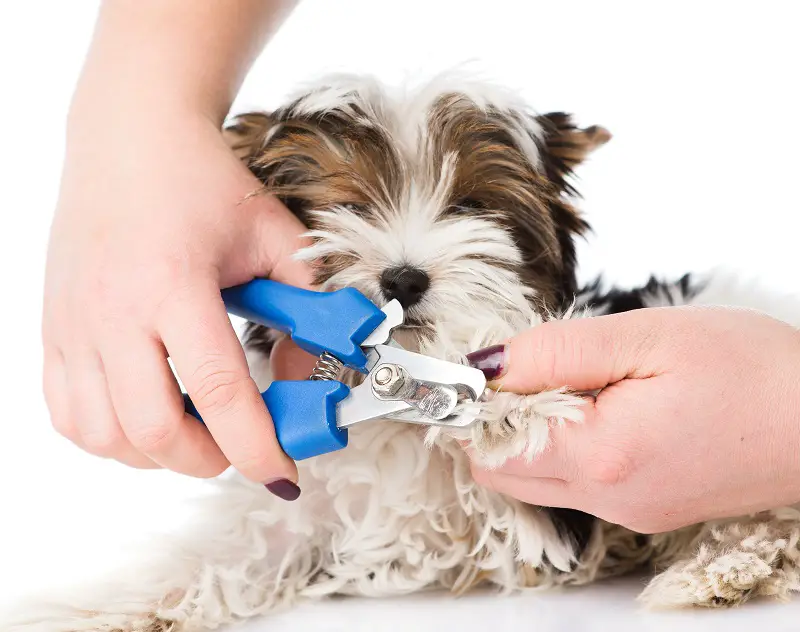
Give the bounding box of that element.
[310,352,343,381]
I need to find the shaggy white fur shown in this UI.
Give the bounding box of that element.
[3,293,589,631]
[7,73,800,631]
[7,272,800,632]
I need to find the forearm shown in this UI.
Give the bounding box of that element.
[69,0,298,128]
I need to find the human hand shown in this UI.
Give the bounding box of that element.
[42,104,312,495]
[465,306,800,533]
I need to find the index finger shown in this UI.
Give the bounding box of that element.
[159,280,298,490]
[469,311,662,394]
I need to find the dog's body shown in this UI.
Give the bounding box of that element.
[8,73,800,631]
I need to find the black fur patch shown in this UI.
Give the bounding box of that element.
[548,507,596,559]
[578,273,701,314]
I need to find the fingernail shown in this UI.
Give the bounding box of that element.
[466,344,508,382]
[264,478,301,501]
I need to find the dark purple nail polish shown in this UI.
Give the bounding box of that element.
[265,478,301,501]
[466,344,508,381]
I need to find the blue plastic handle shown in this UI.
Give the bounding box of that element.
[221,279,385,373]
[183,279,385,461]
[184,380,350,461]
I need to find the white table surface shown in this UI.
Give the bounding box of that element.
[3,463,798,632]
[257,575,800,632]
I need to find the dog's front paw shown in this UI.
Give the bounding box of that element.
[426,387,587,468]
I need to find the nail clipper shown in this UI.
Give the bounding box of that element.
[183,279,486,460]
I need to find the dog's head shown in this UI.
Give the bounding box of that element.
[226,74,609,349]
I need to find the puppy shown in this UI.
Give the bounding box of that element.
[8,72,800,631]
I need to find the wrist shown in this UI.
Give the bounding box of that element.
[66,71,222,141]
[68,0,298,131]
[67,41,230,136]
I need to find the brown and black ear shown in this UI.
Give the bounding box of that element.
[535,112,611,194]
[530,113,610,310]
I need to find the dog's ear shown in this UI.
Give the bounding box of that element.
[535,112,611,195]
[223,108,373,222]
[528,113,609,310]
[222,110,330,221]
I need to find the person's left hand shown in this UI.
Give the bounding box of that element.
[464,306,800,533]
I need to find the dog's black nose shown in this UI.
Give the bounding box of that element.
[380,266,430,308]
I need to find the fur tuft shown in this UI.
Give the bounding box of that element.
[8,72,800,631]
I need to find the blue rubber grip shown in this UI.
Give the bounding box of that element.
[184,380,350,461]
[221,279,385,373]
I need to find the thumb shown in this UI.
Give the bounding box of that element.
[253,193,315,289]
[466,310,663,394]
[228,188,316,291]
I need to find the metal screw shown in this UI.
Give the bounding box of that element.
[370,362,458,420]
[371,364,407,398]
[374,366,394,385]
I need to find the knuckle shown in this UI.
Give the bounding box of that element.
[232,450,276,481]
[93,263,182,324]
[189,358,250,415]
[537,350,560,391]
[79,426,126,457]
[583,444,633,487]
[125,418,177,453]
[49,413,77,441]
[524,327,561,388]
[90,272,114,308]
[160,273,214,308]
[193,462,231,479]
[536,324,582,388]
[150,255,190,289]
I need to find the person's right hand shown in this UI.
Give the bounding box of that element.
[42,105,312,498]
[466,305,800,533]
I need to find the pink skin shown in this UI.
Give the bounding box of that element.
[465,306,800,534]
[42,0,308,492]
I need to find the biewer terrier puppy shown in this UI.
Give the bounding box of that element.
[8,72,800,631]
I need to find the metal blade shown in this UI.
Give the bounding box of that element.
[337,344,486,429]
[360,300,404,348]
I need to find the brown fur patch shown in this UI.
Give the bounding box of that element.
[424,95,600,308]
[223,86,610,346]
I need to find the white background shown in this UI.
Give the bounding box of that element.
[1,1,799,629]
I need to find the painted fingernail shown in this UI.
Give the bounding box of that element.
[466,344,508,382]
[264,478,301,501]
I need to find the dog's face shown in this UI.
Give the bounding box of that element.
[226,75,609,350]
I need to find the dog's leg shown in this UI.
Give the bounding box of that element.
[637,510,800,608]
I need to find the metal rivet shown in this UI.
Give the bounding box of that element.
[374,366,393,385]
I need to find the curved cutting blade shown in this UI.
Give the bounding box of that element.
[336,344,486,429]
